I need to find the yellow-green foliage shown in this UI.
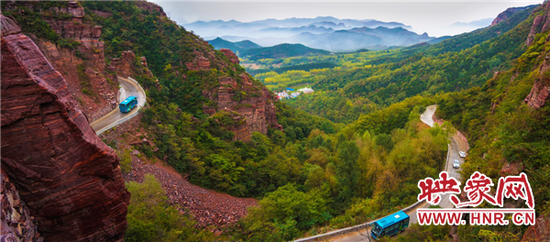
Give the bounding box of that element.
[435,17,550,241]
[125,175,217,241]
[119,148,132,173]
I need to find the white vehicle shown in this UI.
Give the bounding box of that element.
[453,160,460,168]
[459,151,466,158]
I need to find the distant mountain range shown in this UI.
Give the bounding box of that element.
[186,16,436,51]
[209,38,329,60]
[208,38,262,52]
[445,18,493,35]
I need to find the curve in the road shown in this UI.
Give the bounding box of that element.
[90,76,146,135]
[295,105,468,242]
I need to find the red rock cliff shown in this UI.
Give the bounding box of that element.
[523,3,550,108]
[203,72,282,142]
[526,2,550,46]
[1,14,130,242]
[6,1,120,122]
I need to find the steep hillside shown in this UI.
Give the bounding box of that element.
[432,4,550,241]
[284,4,537,123]
[1,1,120,122]
[79,1,285,142]
[4,1,549,241]
[1,13,129,241]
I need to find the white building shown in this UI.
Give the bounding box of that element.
[277,91,290,100]
[298,87,314,94]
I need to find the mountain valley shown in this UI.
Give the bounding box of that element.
[1,1,550,242]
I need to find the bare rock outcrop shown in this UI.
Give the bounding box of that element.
[1,13,130,242]
[108,50,154,80]
[524,74,550,108]
[38,1,104,63]
[526,15,545,46]
[521,214,550,242]
[203,74,282,142]
[526,1,550,46]
[13,2,120,122]
[186,53,212,71]
[220,48,239,64]
[491,6,530,26]
[526,2,550,46]
[500,162,523,176]
[524,51,550,108]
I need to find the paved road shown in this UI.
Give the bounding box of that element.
[420,105,437,127]
[90,76,146,135]
[321,105,467,242]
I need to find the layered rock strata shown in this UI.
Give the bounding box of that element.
[526,2,550,46]
[203,72,282,142]
[108,50,153,79]
[524,51,550,109]
[13,1,120,122]
[1,13,130,242]
[524,3,550,108]
[220,48,239,64]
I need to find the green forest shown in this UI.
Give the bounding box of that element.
[247,5,535,123]
[4,1,550,241]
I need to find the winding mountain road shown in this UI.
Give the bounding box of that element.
[90,76,146,135]
[296,105,469,242]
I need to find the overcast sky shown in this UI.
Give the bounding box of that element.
[149,0,544,37]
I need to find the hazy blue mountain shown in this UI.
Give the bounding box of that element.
[208,38,329,60]
[288,26,434,51]
[186,16,420,50]
[255,25,334,36]
[441,18,494,35]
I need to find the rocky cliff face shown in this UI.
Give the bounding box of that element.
[202,53,283,142]
[526,2,550,46]
[220,48,240,64]
[1,13,130,242]
[524,3,550,108]
[524,70,550,109]
[491,6,531,26]
[521,214,550,241]
[2,1,120,122]
[108,50,153,79]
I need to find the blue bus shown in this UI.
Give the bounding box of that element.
[371,211,409,240]
[119,96,138,113]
